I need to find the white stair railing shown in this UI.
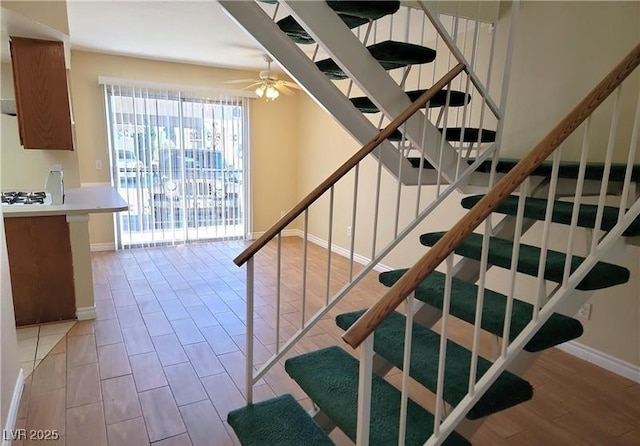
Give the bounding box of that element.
[344,42,640,445]
[220,0,519,407]
[220,0,523,417]
[238,65,508,404]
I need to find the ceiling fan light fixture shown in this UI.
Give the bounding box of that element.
[265,85,280,100]
[226,53,299,100]
[255,84,266,97]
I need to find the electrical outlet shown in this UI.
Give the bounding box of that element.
[577,303,591,320]
[95,160,103,170]
[347,226,352,237]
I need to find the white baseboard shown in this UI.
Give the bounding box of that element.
[305,233,393,273]
[247,229,300,240]
[557,341,640,383]
[90,243,115,252]
[2,369,24,446]
[76,306,97,320]
[249,229,393,272]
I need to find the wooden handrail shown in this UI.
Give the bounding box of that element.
[343,42,640,348]
[233,63,466,266]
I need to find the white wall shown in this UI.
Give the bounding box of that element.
[499,1,640,163]
[0,63,82,191]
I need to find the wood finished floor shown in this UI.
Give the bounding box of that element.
[15,238,640,445]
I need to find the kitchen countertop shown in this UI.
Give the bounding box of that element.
[2,185,128,218]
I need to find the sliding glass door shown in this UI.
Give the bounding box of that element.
[104,85,248,248]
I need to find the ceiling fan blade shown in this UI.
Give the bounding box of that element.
[224,79,259,84]
[281,81,301,89]
[241,82,262,90]
[277,85,295,96]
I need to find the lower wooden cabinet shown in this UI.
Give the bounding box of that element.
[4,215,76,326]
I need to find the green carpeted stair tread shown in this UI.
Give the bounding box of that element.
[277,14,368,44]
[335,310,533,419]
[408,157,436,169]
[350,89,471,113]
[378,269,583,352]
[461,194,640,237]
[493,160,640,182]
[474,159,640,182]
[387,127,496,143]
[442,127,497,143]
[316,41,436,80]
[326,1,401,20]
[400,158,640,181]
[419,232,629,290]
[227,394,334,446]
[277,2,400,44]
[262,0,401,18]
[285,347,470,446]
[387,128,406,142]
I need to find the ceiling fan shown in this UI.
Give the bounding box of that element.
[225,54,300,100]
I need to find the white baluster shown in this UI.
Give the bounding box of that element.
[617,88,640,223]
[245,257,255,404]
[591,86,622,253]
[394,125,406,238]
[469,215,492,394]
[301,209,309,328]
[563,118,591,286]
[434,254,455,437]
[372,147,383,260]
[502,178,529,356]
[356,335,374,446]
[416,107,430,217]
[349,165,359,281]
[326,186,334,305]
[437,84,453,193]
[398,292,415,446]
[276,233,282,353]
[534,149,562,320]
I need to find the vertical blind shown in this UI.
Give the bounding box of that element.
[102,83,249,248]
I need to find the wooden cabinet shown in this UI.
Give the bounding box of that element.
[4,216,76,326]
[9,36,74,150]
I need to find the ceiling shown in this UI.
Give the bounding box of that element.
[66,0,275,72]
[4,1,500,71]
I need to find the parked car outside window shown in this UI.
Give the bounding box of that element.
[117,149,145,172]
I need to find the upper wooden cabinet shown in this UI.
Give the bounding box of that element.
[9,37,74,150]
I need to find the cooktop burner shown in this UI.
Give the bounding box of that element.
[1,191,47,205]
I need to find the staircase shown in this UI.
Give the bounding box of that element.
[220,0,506,188]
[228,190,638,445]
[219,1,640,444]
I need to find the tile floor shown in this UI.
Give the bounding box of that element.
[13,238,640,445]
[17,321,76,378]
